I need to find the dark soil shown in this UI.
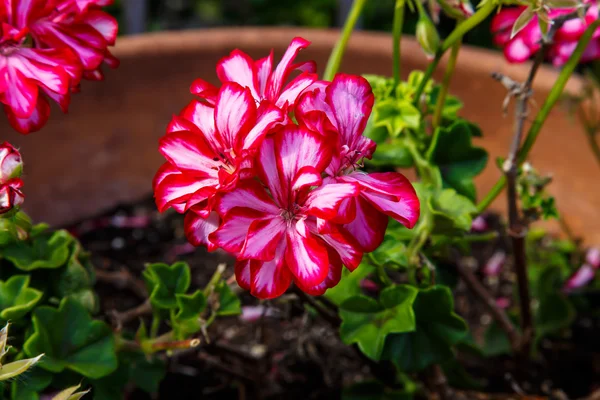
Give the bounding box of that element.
[67,199,600,400]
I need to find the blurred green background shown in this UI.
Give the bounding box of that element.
[108,0,496,50]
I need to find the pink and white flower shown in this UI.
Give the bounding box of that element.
[296,73,420,252]
[0,142,22,181]
[190,37,319,111]
[213,126,362,298]
[0,177,23,214]
[153,82,283,248]
[492,3,600,66]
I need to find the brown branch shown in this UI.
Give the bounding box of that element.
[456,263,521,352]
[109,300,152,331]
[490,7,585,356]
[95,267,148,299]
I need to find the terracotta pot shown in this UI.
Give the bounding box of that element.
[5,27,599,243]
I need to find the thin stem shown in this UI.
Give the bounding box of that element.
[476,19,600,212]
[432,40,461,129]
[456,262,521,352]
[392,0,405,85]
[412,1,495,104]
[323,0,367,81]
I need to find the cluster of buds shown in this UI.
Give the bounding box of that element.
[0,142,23,216]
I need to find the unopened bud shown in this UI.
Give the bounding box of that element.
[0,179,24,215]
[0,142,22,183]
[563,264,595,292]
[416,12,440,59]
[586,248,600,269]
[438,0,474,19]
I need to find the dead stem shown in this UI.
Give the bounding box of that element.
[456,262,521,352]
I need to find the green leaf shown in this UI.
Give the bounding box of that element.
[144,262,191,309]
[373,99,421,138]
[2,230,74,271]
[326,264,376,306]
[367,141,414,168]
[340,295,383,313]
[511,7,535,39]
[129,355,166,394]
[370,234,409,268]
[340,285,418,361]
[214,281,241,316]
[172,290,207,337]
[0,275,42,320]
[24,298,117,379]
[535,293,575,339]
[91,360,129,400]
[11,367,53,400]
[383,286,467,372]
[428,121,488,201]
[51,241,98,314]
[482,321,512,357]
[428,189,477,235]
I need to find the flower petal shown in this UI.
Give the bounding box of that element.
[216,180,280,217]
[297,247,343,296]
[275,72,318,108]
[285,227,329,288]
[303,182,359,220]
[249,243,292,299]
[215,82,257,152]
[343,196,389,253]
[240,100,283,153]
[344,171,420,228]
[240,215,286,261]
[184,210,219,251]
[266,37,311,101]
[209,208,262,254]
[190,78,218,105]
[216,49,259,99]
[4,95,49,134]
[159,131,220,178]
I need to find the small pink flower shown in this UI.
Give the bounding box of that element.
[496,297,511,309]
[491,3,600,66]
[563,263,596,292]
[483,250,506,277]
[191,37,319,111]
[586,247,600,269]
[471,215,489,232]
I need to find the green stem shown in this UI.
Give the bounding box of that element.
[412,1,495,105]
[150,311,160,339]
[323,0,367,81]
[461,231,499,242]
[393,0,405,85]
[368,253,393,286]
[475,19,600,213]
[432,40,461,129]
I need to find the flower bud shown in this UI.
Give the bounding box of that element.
[416,12,441,59]
[0,142,22,183]
[438,0,474,20]
[563,264,595,292]
[0,178,24,215]
[586,247,600,269]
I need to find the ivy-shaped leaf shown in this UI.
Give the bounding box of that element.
[427,121,488,201]
[213,281,241,316]
[2,230,74,271]
[326,263,376,306]
[24,298,117,379]
[172,290,207,337]
[10,367,53,400]
[383,285,468,372]
[372,99,421,138]
[143,262,191,309]
[340,285,418,361]
[367,140,414,169]
[0,275,42,321]
[428,188,477,235]
[51,241,98,313]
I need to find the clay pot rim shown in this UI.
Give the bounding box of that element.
[112,26,584,94]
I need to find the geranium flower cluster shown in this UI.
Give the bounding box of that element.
[0,0,118,134]
[492,1,600,66]
[0,142,23,214]
[153,38,420,299]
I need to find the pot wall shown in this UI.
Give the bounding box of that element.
[4,28,599,243]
